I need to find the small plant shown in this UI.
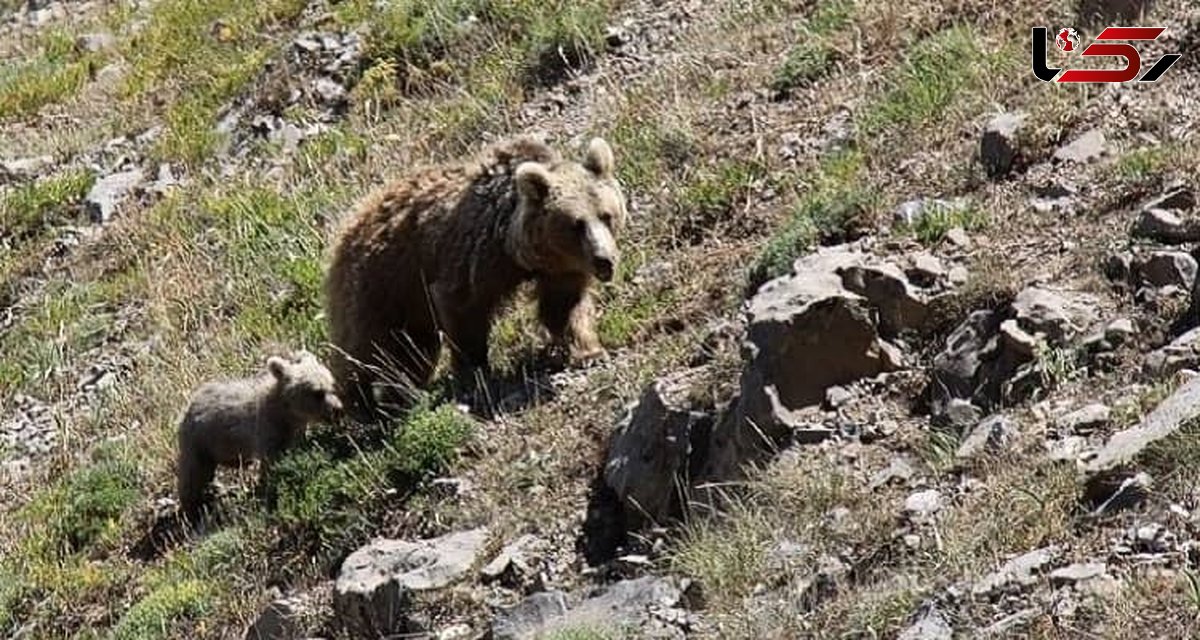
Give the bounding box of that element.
[769,0,854,95]
[0,169,95,240]
[352,59,402,121]
[109,579,214,640]
[47,444,142,552]
[749,150,877,290]
[904,201,987,245]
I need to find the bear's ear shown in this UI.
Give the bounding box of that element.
[583,137,614,179]
[515,162,553,205]
[267,356,289,381]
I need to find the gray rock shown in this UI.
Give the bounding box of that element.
[1143,185,1196,213]
[907,253,947,287]
[85,169,144,223]
[1049,563,1108,588]
[869,457,916,490]
[1105,318,1136,344]
[1055,404,1111,434]
[1133,208,1200,244]
[938,398,983,432]
[1,155,54,179]
[1045,435,1090,463]
[480,534,543,585]
[493,577,683,640]
[1084,375,1200,498]
[245,595,311,640]
[1134,251,1197,289]
[972,546,1060,597]
[335,528,490,637]
[904,489,943,520]
[491,591,570,640]
[1012,287,1098,345]
[1089,472,1153,516]
[944,228,972,249]
[980,608,1039,637]
[898,602,953,640]
[1053,129,1107,164]
[1144,327,1200,377]
[981,112,1026,178]
[705,247,902,478]
[75,32,115,52]
[930,309,1037,417]
[1104,253,1133,283]
[956,414,1018,459]
[839,261,930,335]
[604,367,713,528]
[313,77,347,106]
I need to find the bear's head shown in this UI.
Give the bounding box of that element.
[267,350,344,420]
[511,138,626,282]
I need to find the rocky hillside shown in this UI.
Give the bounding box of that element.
[3,0,1200,637]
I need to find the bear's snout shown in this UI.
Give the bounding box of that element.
[592,256,615,282]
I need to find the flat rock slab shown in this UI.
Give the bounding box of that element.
[1084,375,1200,483]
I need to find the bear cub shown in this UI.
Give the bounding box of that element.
[176,350,343,520]
[324,136,627,413]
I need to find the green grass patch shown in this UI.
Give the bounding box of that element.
[671,502,774,610]
[0,272,135,392]
[46,444,142,552]
[749,149,877,289]
[858,26,1006,137]
[0,30,104,119]
[770,0,854,95]
[109,579,215,640]
[0,169,95,241]
[271,400,475,555]
[902,200,987,245]
[1112,145,1175,182]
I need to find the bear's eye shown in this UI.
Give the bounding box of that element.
[599,212,613,227]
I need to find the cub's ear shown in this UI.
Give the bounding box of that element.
[583,137,614,179]
[267,356,289,380]
[515,162,553,205]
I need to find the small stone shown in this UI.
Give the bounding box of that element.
[1134,208,1200,244]
[980,112,1026,178]
[898,601,953,640]
[948,266,969,286]
[75,32,115,52]
[1045,435,1089,463]
[1089,472,1153,516]
[1055,404,1111,434]
[904,489,943,519]
[944,228,971,249]
[1049,562,1107,588]
[972,546,1060,597]
[908,253,947,287]
[956,415,1018,459]
[825,385,853,408]
[1105,318,1136,344]
[85,169,145,223]
[1135,251,1198,289]
[869,457,916,490]
[938,398,982,431]
[1054,129,1107,164]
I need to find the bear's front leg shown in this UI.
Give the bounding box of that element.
[536,275,606,366]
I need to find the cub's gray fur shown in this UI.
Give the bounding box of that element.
[176,350,342,520]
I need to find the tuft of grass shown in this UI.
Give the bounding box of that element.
[0,30,104,119]
[671,501,774,609]
[770,0,854,95]
[750,149,877,289]
[109,579,215,640]
[858,26,1005,137]
[546,628,619,640]
[271,400,475,555]
[1112,145,1174,182]
[44,444,142,553]
[0,169,96,241]
[903,200,987,245]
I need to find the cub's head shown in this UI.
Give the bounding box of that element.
[267,350,344,420]
[511,138,627,282]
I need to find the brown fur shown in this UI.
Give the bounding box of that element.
[324,136,627,411]
[175,350,343,520]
